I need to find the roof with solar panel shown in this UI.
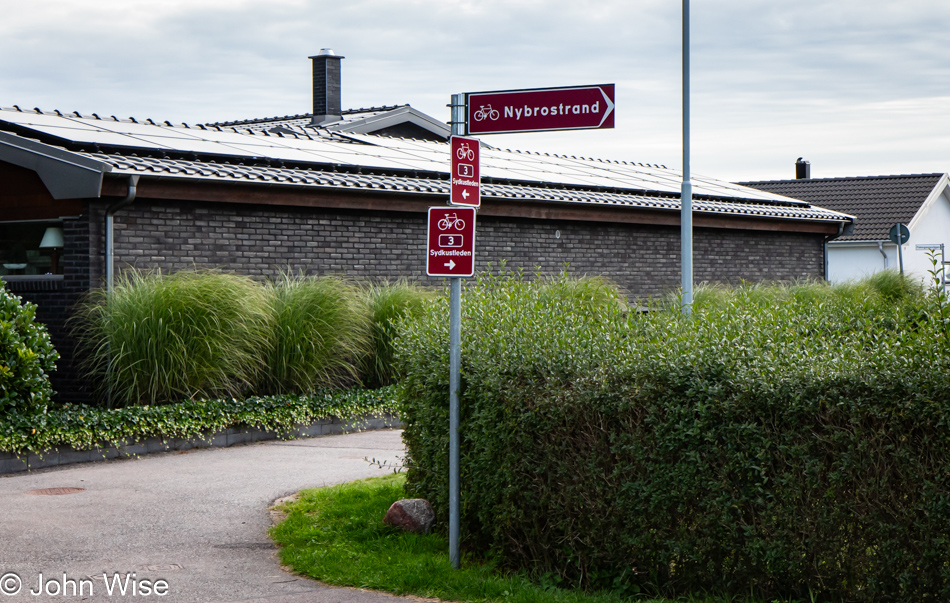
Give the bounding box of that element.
[0,104,854,224]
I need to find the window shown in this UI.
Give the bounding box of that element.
[0,222,64,277]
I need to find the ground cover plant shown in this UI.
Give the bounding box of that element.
[397,269,950,602]
[272,474,788,603]
[0,284,58,416]
[0,385,398,455]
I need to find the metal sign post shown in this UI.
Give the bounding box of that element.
[448,92,465,570]
[889,223,910,276]
[441,85,616,569]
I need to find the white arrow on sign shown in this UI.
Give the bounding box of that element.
[462,190,469,199]
[445,260,456,270]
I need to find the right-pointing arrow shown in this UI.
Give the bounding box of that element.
[598,86,616,128]
[445,259,456,270]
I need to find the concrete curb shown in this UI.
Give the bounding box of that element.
[0,414,401,475]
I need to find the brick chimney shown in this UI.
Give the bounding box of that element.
[310,49,344,126]
[795,157,811,179]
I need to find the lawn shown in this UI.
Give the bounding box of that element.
[270,473,810,603]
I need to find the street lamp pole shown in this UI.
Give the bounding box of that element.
[681,0,693,315]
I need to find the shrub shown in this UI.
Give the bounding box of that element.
[0,284,58,417]
[73,270,271,406]
[397,271,950,602]
[360,280,435,389]
[688,273,922,312]
[260,274,369,394]
[397,269,630,547]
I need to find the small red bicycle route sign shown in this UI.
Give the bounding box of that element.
[426,206,476,277]
[450,135,480,207]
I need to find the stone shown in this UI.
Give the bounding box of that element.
[383,498,435,534]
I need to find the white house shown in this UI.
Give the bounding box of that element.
[741,171,950,286]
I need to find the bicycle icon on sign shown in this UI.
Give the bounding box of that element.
[456,142,475,161]
[473,104,499,122]
[438,213,465,231]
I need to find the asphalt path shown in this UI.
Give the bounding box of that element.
[0,429,423,602]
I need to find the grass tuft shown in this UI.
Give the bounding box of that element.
[361,280,435,389]
[73,270,440,405]
[72,269,270,406]
[260,273,370,394]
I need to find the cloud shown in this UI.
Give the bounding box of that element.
[0,0,946,179]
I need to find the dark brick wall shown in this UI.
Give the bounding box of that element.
[101,199,824,299]
[694,226,824,287]
[5,215,91,404]
[99,201,427,282]
[476,217,823,298]
[16,198,825,405]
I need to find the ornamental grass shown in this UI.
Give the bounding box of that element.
[361,280,435,389]
[73,270,430,407]
[259,273,369,395]
[73,270,270,407]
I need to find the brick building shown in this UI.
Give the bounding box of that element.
[0,52,853,402]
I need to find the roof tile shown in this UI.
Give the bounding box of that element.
[740,174,943,240]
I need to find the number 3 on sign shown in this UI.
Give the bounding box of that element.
[439,234,463,248]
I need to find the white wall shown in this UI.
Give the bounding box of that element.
[905,186,950,285]
[827,243,895,283]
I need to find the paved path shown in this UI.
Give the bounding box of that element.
[0,430,421,602]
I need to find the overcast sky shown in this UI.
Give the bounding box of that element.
[2,0,948,182]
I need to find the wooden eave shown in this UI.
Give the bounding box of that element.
[0,160,83,220]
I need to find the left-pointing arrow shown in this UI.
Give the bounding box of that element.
[462,190,469,199]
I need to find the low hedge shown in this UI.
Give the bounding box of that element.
[0,385,398,455]
[397,270,950,602]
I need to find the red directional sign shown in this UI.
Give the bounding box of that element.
[427,206,476,277]
[466,84,615,135]
[450,135,480,207]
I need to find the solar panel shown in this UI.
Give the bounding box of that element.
[0,108,808,206]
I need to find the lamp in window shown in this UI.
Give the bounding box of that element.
[39,226,64,274]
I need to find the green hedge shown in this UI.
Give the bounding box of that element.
[396,270,950,601]
[0,385,398,455]
[0,284,58,416]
